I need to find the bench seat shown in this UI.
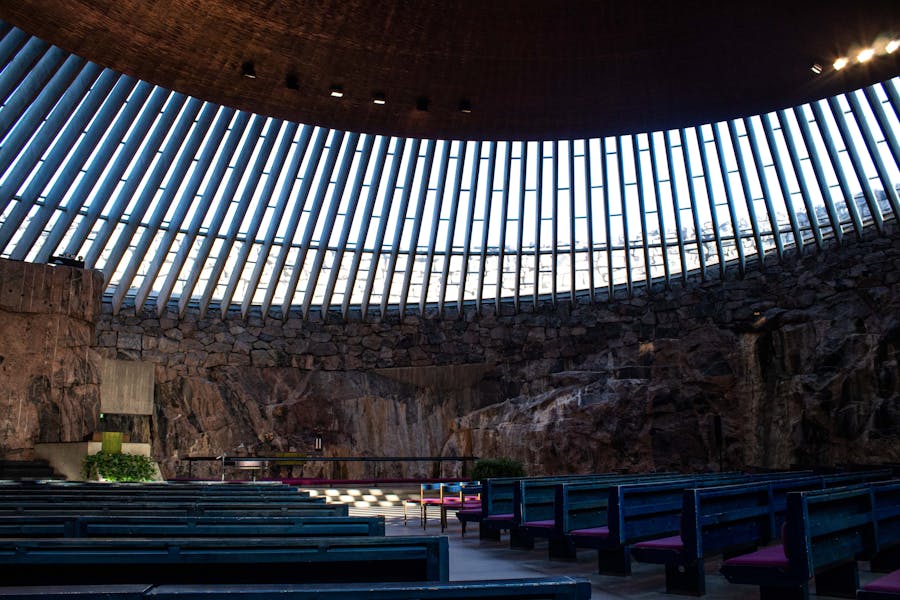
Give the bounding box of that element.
[0,577,592,599]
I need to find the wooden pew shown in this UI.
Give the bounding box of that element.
[0,536,448,586]
[0,514,383,538]
[0,502,349,517]
[0,576,593,599]
[720,485,879,600]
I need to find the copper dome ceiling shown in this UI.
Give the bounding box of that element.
[2,0,899,140]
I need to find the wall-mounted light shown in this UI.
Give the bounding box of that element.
[329,85,344,98]
[372,92,386,105]
[242,61,256,79]
[833,57,849,71]
[887,40,900,54]
[458,99,472,113]
[314,434,323,452]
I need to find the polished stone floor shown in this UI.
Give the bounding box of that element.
[354,503,882,600]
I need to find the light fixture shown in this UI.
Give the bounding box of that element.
[857,48,875,63]
[372,92,386,105]
[810,63,823,75]
[458,99,472,113]
[415,97,429,111]
[241,61,256,79]
[833,57,849,70]
[329,85,344,98]
[285,73,299,90]
[887,40,900,54]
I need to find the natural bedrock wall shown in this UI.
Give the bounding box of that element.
[95,227,900,480]
[0,260,104,459]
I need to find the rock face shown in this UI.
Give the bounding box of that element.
[3,226,899,479]
[0,261,104,459]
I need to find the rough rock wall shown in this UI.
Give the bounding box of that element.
[91,227,900,480]
[0,260,104,459]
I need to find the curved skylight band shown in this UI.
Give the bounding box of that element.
[0,24,898,321]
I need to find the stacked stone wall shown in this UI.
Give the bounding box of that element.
[89,227,900,479]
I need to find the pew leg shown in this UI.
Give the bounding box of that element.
[480,523,502,541]
[814,561,858,598]
[665,561,705,596]
[597,546,632,576]
[870,546,900,573]
[548,534,578,560]
[759,584,809,600]
[509,527,534,550]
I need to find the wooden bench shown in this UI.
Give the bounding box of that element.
[0,536,448,586]
[0,502,349,517]
[630,476,821,595]
[720,485,879,599]
[0,576,592,599]
[0,515,384,538]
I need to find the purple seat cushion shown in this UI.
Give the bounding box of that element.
[420,498,442,505]
[484,513,514,522]
[632,535,684,551]
[569,526,610,539]
[864,569,900,593]
[525,519,556,529]
[721,544,789,569]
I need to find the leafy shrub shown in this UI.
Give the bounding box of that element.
[471,457,526,480]
[82,452,157,482]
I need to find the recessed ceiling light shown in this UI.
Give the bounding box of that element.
[415,97,429,111]
[857,48,875,63]
[241,61,256,79]
[285,74,299,90]
[833,57,849,70]
[459,100,472,113]
[810,63,823,75]
[886,40,899,54]
[373,92,386,105]
[330,85,344,98]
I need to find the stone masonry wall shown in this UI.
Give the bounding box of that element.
[0,260,104,459]
[92,226,900,480]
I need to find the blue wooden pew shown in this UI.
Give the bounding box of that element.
[0,501,347,517]
[0,576,593,599]
[0,514,384,538]
[720,485,878,600]
[0,536,448,586]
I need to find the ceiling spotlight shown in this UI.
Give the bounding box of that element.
[372,92,386,105]
[833,57,849,71]
[810,63,823,75]
[886,40,900,54]
[458,100,472,113]
[329,85,344,98]
[415,97,429,111]
[285,73,299,90]
[857,48,875,63]
[241,61,256,79]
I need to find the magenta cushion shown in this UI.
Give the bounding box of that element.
[457,508,482,516]
[484,513,514,521]
[721,544,789,569]
[420,498,442,505]
[569,526,610,538]
[525,519,556,529]
[864,569,900,593]
[632,535,684,551]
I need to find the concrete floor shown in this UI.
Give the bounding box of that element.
[355,504,883,600]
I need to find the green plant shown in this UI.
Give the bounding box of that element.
[471,457,526,480]
[82,452,157,482]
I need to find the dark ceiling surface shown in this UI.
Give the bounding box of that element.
[2,0,900,141]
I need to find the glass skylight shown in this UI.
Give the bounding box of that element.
[0,23,898,319]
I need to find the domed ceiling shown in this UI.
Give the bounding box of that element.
[3,0,900,140]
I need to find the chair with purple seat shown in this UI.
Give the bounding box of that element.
[721,485,878,600]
